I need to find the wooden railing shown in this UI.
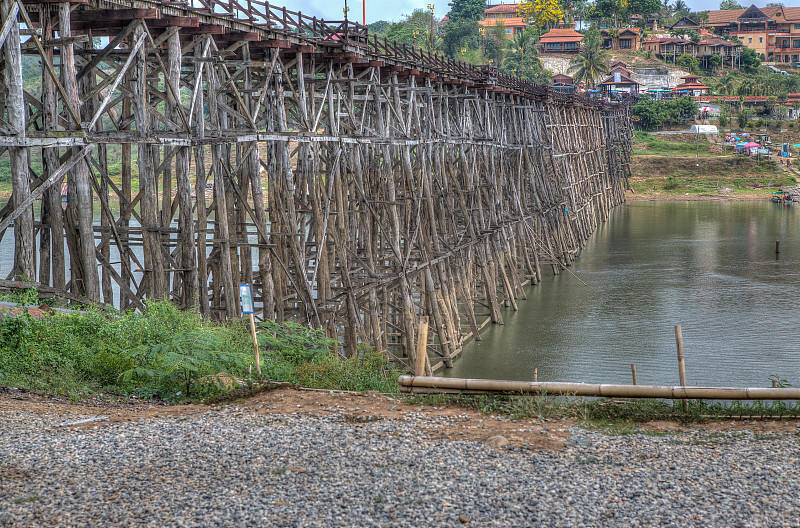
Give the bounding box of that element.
[177,0,626,104]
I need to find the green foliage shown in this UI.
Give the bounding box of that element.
[632,97,698,129]
[719,0,743,9]
[258,320,337,364]
[446,0,486,22]
[442,18,480,58]
[736,107,752,128]
[740,47,761,74]
[367,20,391,34]
[676,52,699,74]
[294,350,401,393]
[119,330,250,397]
[709,54,722,69]
[568,26,609,88]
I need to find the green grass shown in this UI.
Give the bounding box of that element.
[633,130,714,156]
[0,300,401,401]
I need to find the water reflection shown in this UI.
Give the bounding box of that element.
[446,201,800,388]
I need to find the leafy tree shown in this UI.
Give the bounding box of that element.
[686,30,701,43]
[442,19,481,57]
[594,0,630,27]
[629,0,661,18]
[500,27,549,82]
[385,9,435,49]
[447,0,486,22]
[520,0,564,30]
[632,97,698,128]
[568,27,609,88]
[676,52,700,74]
[368,20,391,34]
[672,0,689,17]
[719,0,743,9]
[709,54,723,68]
[740,47,761,74]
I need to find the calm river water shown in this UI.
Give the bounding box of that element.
[444,200,800,388]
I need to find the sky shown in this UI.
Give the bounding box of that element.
[286,0,800,25]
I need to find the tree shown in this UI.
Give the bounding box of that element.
[442,19,481,57]
[629,0,661,19]
[719,0,742,9]
[672,0,689,18]
[676,52,699,74]
[368,20,391,34]
[385,10,431,47]
[520,0,565,30]
[594,0,630,28]
[791,99,799,119]
[447,0,486,22]
[568,28,609,88]
[740,47,761,74]
[686,30,701,43]
[709,54,723,69]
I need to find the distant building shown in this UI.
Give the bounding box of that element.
[600,28,642,50]
[674,74,711,96]
[707,4,800,62]
[479,4,527,36]
[550,73,575,93]
[598,62,641,95]
[539,27,584,53]
[670,16,701,31]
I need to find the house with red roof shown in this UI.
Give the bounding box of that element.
[674,74,711,96]
[479,4,527,36]
[539,27,583,54]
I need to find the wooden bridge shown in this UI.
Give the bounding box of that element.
[0,0,632,366]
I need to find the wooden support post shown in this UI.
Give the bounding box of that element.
[414,316,430,377]
[60,3,100,300]
[2,0,34,280]
[631,364,637,385]
[675,324,688,411]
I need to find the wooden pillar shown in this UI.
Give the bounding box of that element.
[2,0,34,280]
[193,39,210,317]
[169,31,197,309]
[131,23,164,300]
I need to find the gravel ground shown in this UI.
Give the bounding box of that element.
[2,394,800,527]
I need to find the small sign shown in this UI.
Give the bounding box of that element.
[239,284,253,314]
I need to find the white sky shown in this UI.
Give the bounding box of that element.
[285,0,800,24]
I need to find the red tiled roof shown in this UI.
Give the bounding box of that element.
[540,28,584,42]
[479,17,527,28]
[485,4,520,13]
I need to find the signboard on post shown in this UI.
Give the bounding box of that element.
[239,284,260,376]
[240,284,254,314]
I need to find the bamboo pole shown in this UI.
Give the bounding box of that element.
[398,375,800,400]
[675,325,687,387]
[414,316,430,377]
[631,364,637,385]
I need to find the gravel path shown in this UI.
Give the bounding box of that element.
[2,397,800,527]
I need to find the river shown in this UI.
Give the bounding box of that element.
[444,200,800,389]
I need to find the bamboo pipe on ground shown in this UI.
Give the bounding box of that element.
[398,376,800,400]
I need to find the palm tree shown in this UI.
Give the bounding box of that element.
[569,34,610,88]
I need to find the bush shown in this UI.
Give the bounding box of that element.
[632,98,699,129]
[294,350,401,393]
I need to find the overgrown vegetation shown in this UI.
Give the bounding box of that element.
[0,300,400,400]
[632,98,698,129]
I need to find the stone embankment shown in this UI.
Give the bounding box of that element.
[2,387,799,527]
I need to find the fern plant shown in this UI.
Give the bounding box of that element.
[119,330,250,397]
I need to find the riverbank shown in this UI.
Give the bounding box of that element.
[2,386,800,527]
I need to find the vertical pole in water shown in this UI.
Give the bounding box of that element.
[631,364,637,385]
[675,325,688,411]
[776,240,780,254]
[534,368,538,383]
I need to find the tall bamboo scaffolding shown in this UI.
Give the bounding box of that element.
[0,0,633,366]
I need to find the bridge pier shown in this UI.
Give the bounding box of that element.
[0,0,632,367]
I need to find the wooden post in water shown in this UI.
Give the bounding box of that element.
[534,368,538,382]
[776,240,780,254]
[631,364,637,385]
[675,325,688,410]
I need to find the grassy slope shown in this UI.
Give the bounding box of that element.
[629,131,797,198]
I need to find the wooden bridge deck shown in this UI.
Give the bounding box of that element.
[0,0,633,365]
